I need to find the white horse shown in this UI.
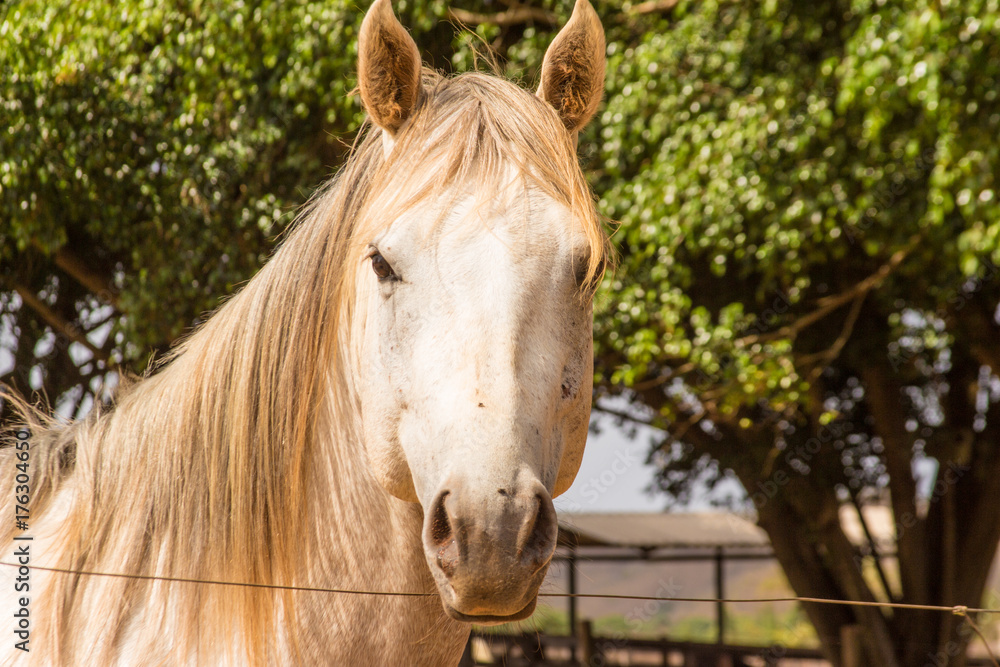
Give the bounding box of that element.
[0,0,607,663]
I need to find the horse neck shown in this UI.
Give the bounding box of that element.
[299,385,428,592]
[288,393,465,665]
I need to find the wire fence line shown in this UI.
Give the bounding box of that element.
[2,561,998,665]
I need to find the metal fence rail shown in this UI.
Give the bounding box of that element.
[462,630,999,667]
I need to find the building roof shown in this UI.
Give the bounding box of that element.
[557,512,771,550]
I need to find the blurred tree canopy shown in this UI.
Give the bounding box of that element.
[593,1,1000,666]
[4,0,1000,665]
[0,0,462,412]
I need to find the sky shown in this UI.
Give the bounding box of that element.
[556,407,665,513]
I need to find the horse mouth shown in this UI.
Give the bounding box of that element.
[442,596,538,625]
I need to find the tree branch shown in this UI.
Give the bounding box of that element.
[954,431,1000,605]
[448,5,558,27]
[13,284,110,363]
[801,291,866,383]
[755,496,854,664]
[860,361,926,608]
[629,0,681,14]
[592,403,658,428]
[739,236,917,347]
[814,507,901,667]
[30,241,120,308]
[849,490,897,602]
[959,295,1000,374]
[54,248,119,307]
[631,360,695,390]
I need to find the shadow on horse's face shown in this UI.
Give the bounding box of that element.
[353,0,605,624]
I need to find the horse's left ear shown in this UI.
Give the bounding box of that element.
[358,0,422,135]
[537,0,606,134]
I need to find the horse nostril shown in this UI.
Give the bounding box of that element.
[518,492,557,571]
[429,491,452,546]
[428,490,460,578]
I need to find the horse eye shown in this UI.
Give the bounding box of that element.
[575,252,605,289]
[575,259,589,287]
[370,252,396,281]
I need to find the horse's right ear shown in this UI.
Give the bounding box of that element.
[358,0,422,135]
[537,0,606,134]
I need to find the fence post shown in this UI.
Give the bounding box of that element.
[569,546,579,661]
[714,546,726,645]
[841,624,862,667]
[577,619,594,666]
[458,634,476,667]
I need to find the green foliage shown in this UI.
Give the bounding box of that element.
[591,606,674,639]
[4,0,355,344]
[482,602,817,648]
[723,605,818,648]
[589,1,1000,662]
[594,0,1000,415]
[663,605,816,646]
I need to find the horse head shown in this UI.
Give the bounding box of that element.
[352,0,606,625]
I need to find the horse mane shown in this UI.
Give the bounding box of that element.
[1,69,607,664]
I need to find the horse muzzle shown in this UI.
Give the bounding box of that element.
[422,475,558,624]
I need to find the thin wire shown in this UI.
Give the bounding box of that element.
[4,561,1000,615]
[955,608,1000,667]
[5,562,1000,662]
[0,562,432,597]
[549,592,1000,616]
